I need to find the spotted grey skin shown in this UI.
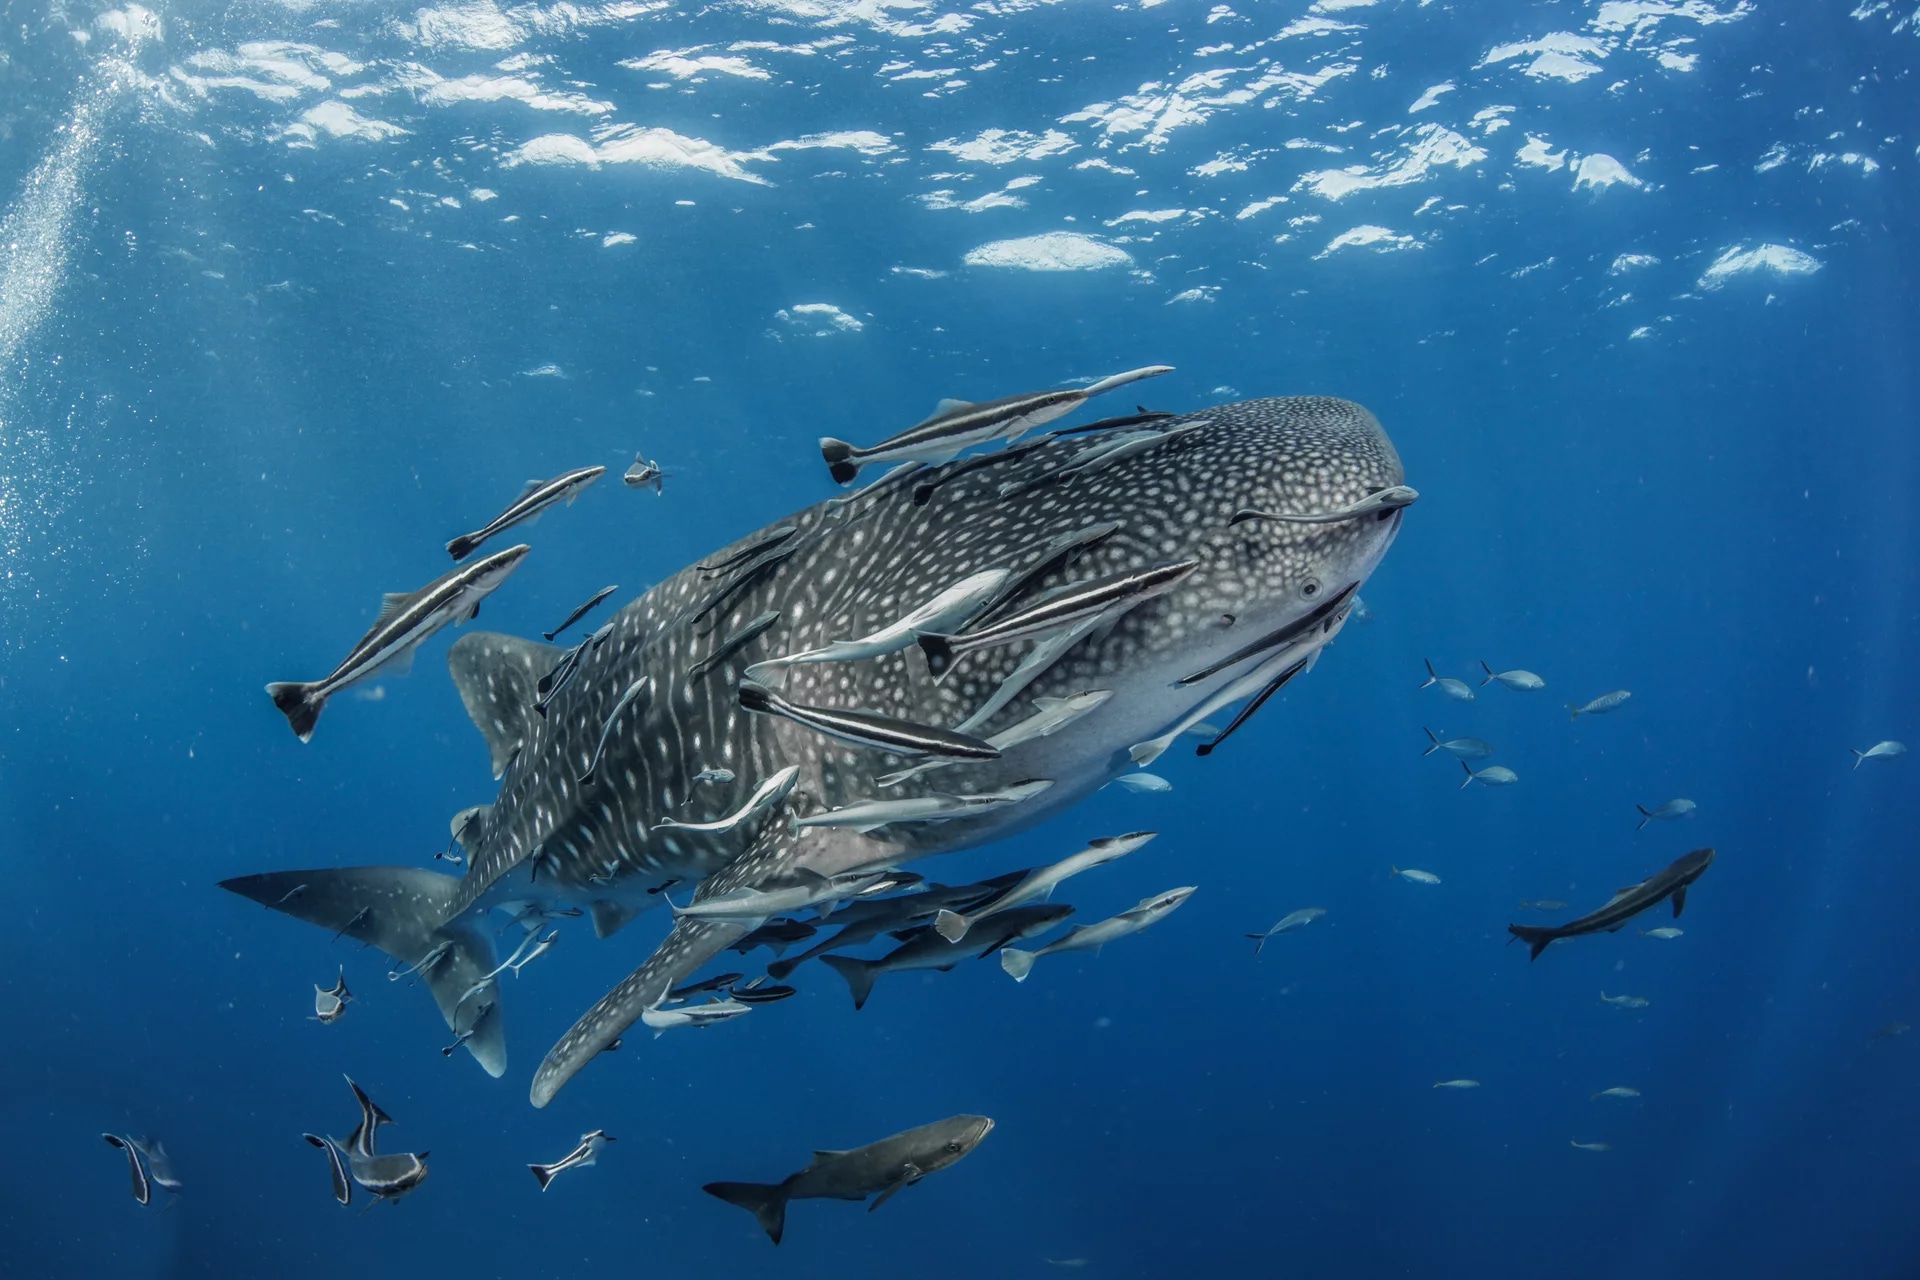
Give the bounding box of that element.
[221,395,1408,1106]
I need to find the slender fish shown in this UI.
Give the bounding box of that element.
[448,466,603,561]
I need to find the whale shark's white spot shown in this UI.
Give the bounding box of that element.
[963,233,1132,272]
[1697,243,1822,289]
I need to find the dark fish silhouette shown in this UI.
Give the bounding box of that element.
[1507,848,1715,960]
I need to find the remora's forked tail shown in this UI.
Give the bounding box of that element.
[218,866,506,1075]
[818,438,860,486]
[265,681,324,743]
[1000,948,1037,981]
[529,1162,561,1192]
[704,1179,792,1244]
[1507,923,1557,961]
[1635,804,1653,832]
[820,954,881,1009]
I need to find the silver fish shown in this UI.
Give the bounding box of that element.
[1419,660,1476,702]
[877,690,1112,787]
[641,997,752,1036]
[448,466,603,561]
[1851,740,1907,768]
[1635,798,1696,830]
[1567,689,1632,719]
[654,765,800,834]
[623,454,666,494]
[1459,762,1519,788]
[580,677,651,786]
[794,780,1054,835]
[265,544,530,742]
[669,869,891,928]
[1479,660,1545,690]
[1229,484,1419,525]
[1245,906,1325,954]
[745,568,1010,684]
[1422,728,1492,760]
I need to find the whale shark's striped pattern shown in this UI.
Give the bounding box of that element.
[222,394,1409,1106]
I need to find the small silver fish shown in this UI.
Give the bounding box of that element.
[877,690,1112,788]
[654,765,800,834]
[1591,1087,1641,1100]
[1519,899,1568,911]
[739,683,1000,761]
[641,998,752,1036]
[1640,927,1684,940]
[1600,991,1648,1009]
[1851,740,1908,769]
[1422,728,1493,760]
[1392,866,1441,885]
[1246,906,1325,954]
[1432,1079,1481,1090]
[1479,661,1545,690]
[1420,660,1475,702]
[1635,799,1696,830]
[1109,772,1172,794]
[1459,762,1519,789]
[691,767,736,787]
[999,886,1195,982]
[1570,1140,1612,1152]
[1567,689,1632,719]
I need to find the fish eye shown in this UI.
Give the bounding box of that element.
[1301,579,1321,599]
[945,1141,962,1153]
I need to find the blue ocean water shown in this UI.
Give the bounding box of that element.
[3,0,1917,1275]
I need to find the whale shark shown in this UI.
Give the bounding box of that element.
[220,394,1410,1107]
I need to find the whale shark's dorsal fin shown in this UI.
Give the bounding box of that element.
[449,632,563,778]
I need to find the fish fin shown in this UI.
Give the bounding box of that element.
[1635,805,1651,831]
[1422,728,1441,755]
[1479,660,1495,686]
[917,633,957,681]
[818,438,859,486]
[1566,703,1582,721]
[515,478,546,500]
[933,910,970,943]
[869,1166,920,1212]
[530,916,751,1107]
[1032,696,1065,710]
[764,956,798,981]
[1129,738,1169,766]
[821,955,879,1010]
[529,1163,558,1191]
[446,535,480,562]
[933,397,972,415]
[1421,659,1437,688]
[264,681,325,743]
[103,1135,151,1206]
[219,866,506,1077]
[447,632,562,779]
[1672,885,1688,918]
[303,1134,352,1206]
[703,1181,790,1245]
[1247,934,1266,956]
[1000,948,1036,981]
[1459,760,1474,789]
[589,899,645,939]
[1506,923,1555,961]
[1851,749,1864,769]
[374,592,415,627]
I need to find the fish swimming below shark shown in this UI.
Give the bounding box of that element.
[220,393,1411,1107]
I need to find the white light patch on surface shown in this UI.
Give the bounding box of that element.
[963,232,1133,271]
[1314,224,1421,258]
[1697,243,1822,289]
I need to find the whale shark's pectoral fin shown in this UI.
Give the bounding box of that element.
[531,917,750,1107]
[448,632,565,778]
[219,866,506,1077]
[532,825,804,1107]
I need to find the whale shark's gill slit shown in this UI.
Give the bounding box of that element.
[1195,657,1310,758]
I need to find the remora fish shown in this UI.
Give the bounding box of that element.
[999,886,1195,982]
[130,1139,183,1198]
[794,780,1055,835]
[822,904,1075,1010]
[545,585,619,641]
[1507,848,1715,960]
[745,569,1011,684]
[739,682,1000,760]
[818,365,1173,484]
[448,466,604,561]
[704,1115,994,1245]
[623,455,666,493]
[530,1130,614,1191]
[219,395,1410,1108]
[102,1135,151,1206]
[766,872,1027,980]
[303,1133,353,1206]
[877,691,1112,788]
[916,561,1200,682]
[265,545,530,742]
[1229,484,1419,525]
[312,966,352,1023]
[669,869,889,928]
[934,832,1154,943]
[642,997,752,1035]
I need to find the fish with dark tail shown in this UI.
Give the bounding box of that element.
[1508,848,1715,960]
[221,394,1410,1107]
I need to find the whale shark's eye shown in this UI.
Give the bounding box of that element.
[1301,579,1321,599]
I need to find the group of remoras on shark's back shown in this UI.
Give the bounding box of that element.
[106,360,1885,1240]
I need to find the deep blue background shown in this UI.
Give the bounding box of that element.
[2,1,1916,1276]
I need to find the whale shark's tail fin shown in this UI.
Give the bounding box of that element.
[265,681,325,742]
[218,866,505,1076]
[704,1179,792,1244]
[1506,923,1556,961]
[818,438,860,486]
